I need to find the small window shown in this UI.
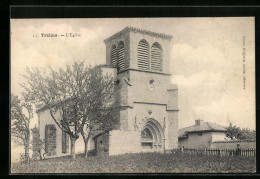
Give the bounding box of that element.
[198,133,202,136]
[100,140,103,144]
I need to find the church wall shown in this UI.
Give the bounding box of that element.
[116,72,130,130]
[38,109,94,157]
[128,70,172,106]
[167,111,178,149]
[119,108,129,130]
[129,103,178,150]
[167,87,178,110]
[109,130,141,155]
[100,66,117,80]
[117,72,130,107]
[38,110,66,156]
[130,103,167,131]
[116,69,179,150]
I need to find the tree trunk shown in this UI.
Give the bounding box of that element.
[70,137,76,159]
[24,136,30,163]
[84,138,89,158]
[24,143,29,163]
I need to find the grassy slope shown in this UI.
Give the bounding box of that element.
[11,152,256,173]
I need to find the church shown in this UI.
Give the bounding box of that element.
[37,27,179,157]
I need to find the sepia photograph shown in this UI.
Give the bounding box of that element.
[10,17,256,173]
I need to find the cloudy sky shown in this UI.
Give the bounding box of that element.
[11,18,255,130]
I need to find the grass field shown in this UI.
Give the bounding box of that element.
[11,152,256,173]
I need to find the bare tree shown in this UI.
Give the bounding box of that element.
[31,126,45,160]
[11,94,33,163]
[22,61,119,158]
[80,67,119,158]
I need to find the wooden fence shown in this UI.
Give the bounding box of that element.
[172,148,256,157]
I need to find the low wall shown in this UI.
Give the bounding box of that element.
[96,132,110,156]
[210,140,256,149]
[109,130,141,155]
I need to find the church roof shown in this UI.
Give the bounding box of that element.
[178,122,227,139]
[104,27,173,43]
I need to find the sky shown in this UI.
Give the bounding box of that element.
[11,18,255,130]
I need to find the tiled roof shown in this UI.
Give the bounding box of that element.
[178,122,227,138]
[104,27,173,43]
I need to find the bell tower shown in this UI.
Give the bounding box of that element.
[104,27,172,74]
[104,27,178,151]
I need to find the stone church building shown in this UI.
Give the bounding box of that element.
[37,27,179,157]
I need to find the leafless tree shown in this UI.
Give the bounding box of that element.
[80,67,119,157]
[11,94,33,163]
[22,61,119,158]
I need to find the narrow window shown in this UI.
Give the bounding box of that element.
[117,41,125,71]
[62,130,69,153]
[151,43,162,71]
[137,40,149,70]
[110,45,117,67]
[45,125,48,153]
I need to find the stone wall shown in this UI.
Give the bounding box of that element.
[128,70,172,106]
[210,140,256,149]
[167,111,178,149]
[109,130,141,155]
[38,109,95,157]
[95,132,110,156]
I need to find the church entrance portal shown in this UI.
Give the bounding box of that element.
[141,119,164,151]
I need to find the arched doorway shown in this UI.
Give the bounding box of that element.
[141,119,164,150]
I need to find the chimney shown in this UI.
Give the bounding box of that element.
[195,119,204,126]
